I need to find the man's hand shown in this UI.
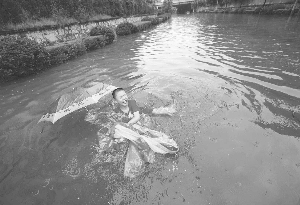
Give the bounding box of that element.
[126,122,134,127]
[127,111,140,125]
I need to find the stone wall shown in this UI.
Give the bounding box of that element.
[227,0,295,7]
[249,0,294,5]
[26,15,156,44]
[196,0,294,6]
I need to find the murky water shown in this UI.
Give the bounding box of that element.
[1,13,300,205]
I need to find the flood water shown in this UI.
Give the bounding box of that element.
[1,13,300,205]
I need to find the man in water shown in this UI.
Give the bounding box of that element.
[112,87,176,126]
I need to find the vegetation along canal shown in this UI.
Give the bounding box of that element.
[1,13,300,204]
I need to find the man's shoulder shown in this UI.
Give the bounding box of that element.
[128,99,136,104]
[128,99,139,112]
[128,99,138,107]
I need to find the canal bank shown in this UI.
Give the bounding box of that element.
[0,13,171,83]
[196,2,299,16]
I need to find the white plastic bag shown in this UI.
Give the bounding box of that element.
[124,142,144,178]
[113,123,178,177]
[124,142,155,178]
[114,124,178,154]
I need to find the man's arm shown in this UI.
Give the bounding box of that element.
[127,111,140,126]
[127,100,140,125]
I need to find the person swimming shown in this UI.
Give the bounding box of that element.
[112,88,176,126]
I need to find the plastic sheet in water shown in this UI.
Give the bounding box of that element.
[113,124,178,178]
[85,107,178,178]
[124,142,155,178]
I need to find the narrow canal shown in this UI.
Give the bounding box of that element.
[1,13,300,205]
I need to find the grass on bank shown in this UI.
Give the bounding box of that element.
[0,29,109,79]
[0,13,171,82]
[1,14,112,32]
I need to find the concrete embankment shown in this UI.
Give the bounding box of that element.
[196,2,299,16]
[0,13,172,83]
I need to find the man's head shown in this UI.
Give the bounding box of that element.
[112,88,128,107]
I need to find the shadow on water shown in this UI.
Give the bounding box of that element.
[1,13,300,205]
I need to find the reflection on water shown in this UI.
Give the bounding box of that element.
[1,13,300,205]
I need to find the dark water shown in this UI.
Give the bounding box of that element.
[1,13,300,205]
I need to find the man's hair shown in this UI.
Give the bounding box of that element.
[112,88,124,99]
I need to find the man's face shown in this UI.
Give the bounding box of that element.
[114,90,128,107]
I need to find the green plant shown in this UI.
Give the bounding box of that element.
[231,9,239,14]
[82,36,106,51]
[141,16,159,25]
[133,21,152,31]
[158,13,171,21]
[0,0,23,24]
[141,16,152,21]
[223,9,230,13]
[0,0,154,26]
[253,7,262,14]
[237,8,245,13]
[46,40,86,66]
[116,22,138,36]
[0,35,49,76]
[259,4,286,15]
[162,0,172,13]
[74,7,90,22]
[89,26,116,45]
[45,44,69,65]
[271,4,286,10]
[67,40,87,58]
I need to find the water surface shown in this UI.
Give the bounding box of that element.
[1,13,300,205]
